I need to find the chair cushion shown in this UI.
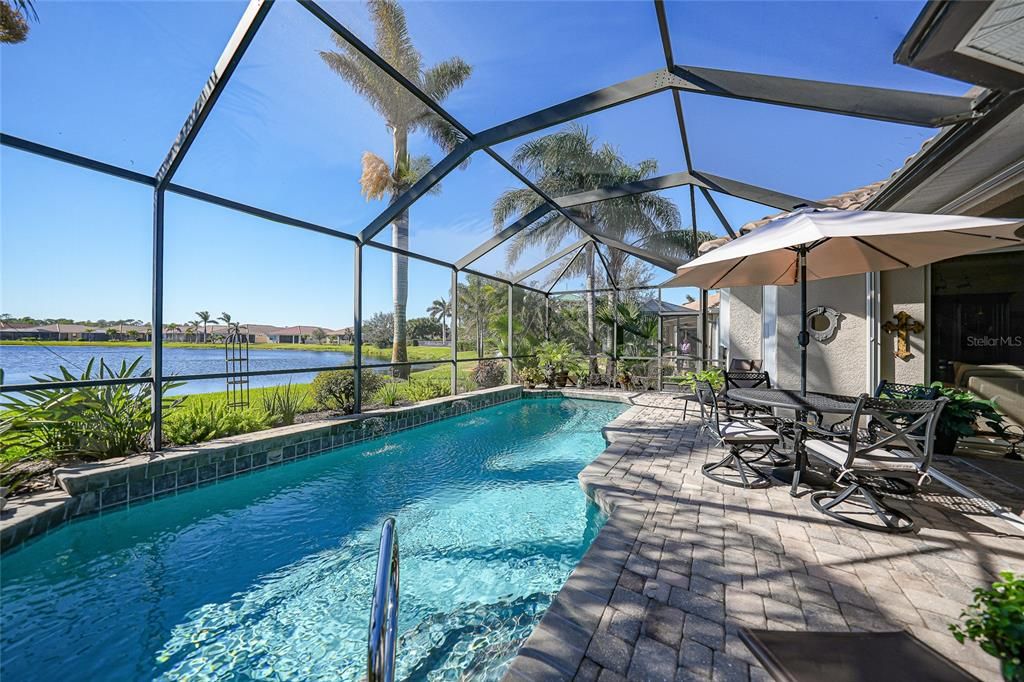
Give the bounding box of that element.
[721,421,779,444]
[804,439,922,473]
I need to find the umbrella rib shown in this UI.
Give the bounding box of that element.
[708,256,748,289]
[851,236,911,267]
[949,230,1023,243]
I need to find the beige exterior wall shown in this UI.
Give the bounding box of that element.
[775,275,869,395]
[726,286,763,365]
[880,267,928,386]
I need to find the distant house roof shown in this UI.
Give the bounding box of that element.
[271,325,327,336]
[683,292,721,312]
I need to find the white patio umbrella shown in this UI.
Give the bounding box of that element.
[664,207,1024,394]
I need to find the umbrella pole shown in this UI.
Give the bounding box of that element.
[798,245,809,396]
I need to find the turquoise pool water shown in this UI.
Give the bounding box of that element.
[0,398,625,681]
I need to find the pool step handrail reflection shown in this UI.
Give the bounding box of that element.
[368,517,400,682]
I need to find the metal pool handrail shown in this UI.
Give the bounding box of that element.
[368,517,400,682]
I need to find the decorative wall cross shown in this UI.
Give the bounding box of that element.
[882,311,924,361]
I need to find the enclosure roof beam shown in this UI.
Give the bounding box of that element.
[167,182,359,243]
[698,186,737,238]
[512,237,590,284]
[556,171,698,207]
[690,170,824,211]
[455,204,551,270]
[594,242,618,290]
[2,134,156,186]
[566,211,685,273]
[546,246,587,294]
[654,0,695,172]
[156,0,273,188]
[358,141,475,243]
[300,0,473,140]
[669,64,978,128]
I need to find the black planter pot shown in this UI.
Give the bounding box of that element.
[934,431,959,456]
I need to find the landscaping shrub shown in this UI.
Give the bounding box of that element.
[311,369,383,414]
[163,403,269,445]
[374,381,400,407]
[950,572,1023,681]
[259,382,305,426]
[0,357,182,461]
[401,376,450,402]
[470,359,506,389]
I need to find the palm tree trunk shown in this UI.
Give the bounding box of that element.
[606,251,624,386]
[391,128,410,379]
[585,243,598,378]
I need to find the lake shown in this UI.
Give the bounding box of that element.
[0,344,401,395]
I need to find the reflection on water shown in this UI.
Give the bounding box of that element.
[0,344,404,394]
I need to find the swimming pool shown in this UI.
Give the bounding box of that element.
[0,398,626,681]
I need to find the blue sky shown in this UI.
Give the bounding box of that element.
[1,0,968,328]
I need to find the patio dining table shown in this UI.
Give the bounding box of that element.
[726,387,860,495]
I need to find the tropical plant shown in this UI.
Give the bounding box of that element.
[494,124,710,378]
[458,274,503,357]
[535,340,586,386]
[678,367,725,392]
[407,316,441,341]
[517,366,545,387]
[950,572,1023,681]
[163,403,269,446]
[196,310,211,343]
[310,327,328,344]
[0,357,183,459]
[0,0,35,44]
[400,376,450,402]
[373,381,401,407]
[596,299,659,358]
[320,0,471,378]
[259,383,305,427]
[427,297,451,344]
[311,369,384,414]
[929,382,1005,454]
[470,359,506,389]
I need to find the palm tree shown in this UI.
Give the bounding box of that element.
[196,311,211,343]
[457,275,502,358]
[493,124,695,377]
[427,297,450,344]
[0,0,36,44]
[320,0,471,378]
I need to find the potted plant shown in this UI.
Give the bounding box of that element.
[680,367,725,393]
[518,366,543,389]
[930,382,1005,455]
[535,341,583,388]
[950,572,1023,681]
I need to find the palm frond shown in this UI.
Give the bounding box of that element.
[423,57,472,103]
[368,0,423,84]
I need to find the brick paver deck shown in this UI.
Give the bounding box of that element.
[504,393,1024,681]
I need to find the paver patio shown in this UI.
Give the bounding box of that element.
[504,392,1024,682]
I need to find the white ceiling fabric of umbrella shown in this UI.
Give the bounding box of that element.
[665,208,1024,289]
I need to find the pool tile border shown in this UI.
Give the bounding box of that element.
[0,385,523,553]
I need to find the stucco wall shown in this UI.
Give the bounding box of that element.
[726,286,763,365]
[775,275,868,395]
[880,267,928,385]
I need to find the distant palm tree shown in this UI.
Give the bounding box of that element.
[196,311,211,343]
[458,275,503,358]
[320,0,471,377]
[186,321,199,343]
[493,124,687,376]
[427,297,450,344]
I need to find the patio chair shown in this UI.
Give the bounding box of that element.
[729,359,762,372]
[829,379,940,436]
[722,370,772,418]
[695,380,781,489]
[800,394,947,533]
